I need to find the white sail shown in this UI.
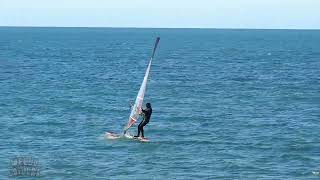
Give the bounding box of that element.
[124,37,160,133]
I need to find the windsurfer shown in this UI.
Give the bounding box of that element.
[134,103,152,138]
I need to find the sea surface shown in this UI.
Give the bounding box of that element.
[0,27,319,179]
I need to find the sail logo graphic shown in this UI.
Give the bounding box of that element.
[10,156,40,177]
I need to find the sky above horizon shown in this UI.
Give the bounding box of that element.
[0,0,319,29]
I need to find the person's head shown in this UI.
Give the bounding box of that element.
[146,103,151,108]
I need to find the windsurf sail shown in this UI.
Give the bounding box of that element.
[124,37,160,133]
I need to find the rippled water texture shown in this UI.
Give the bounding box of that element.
[0,27,319,179]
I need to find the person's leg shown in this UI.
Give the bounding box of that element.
[140,121,149,138]
[135,121,143,137]
[141,125,144,138]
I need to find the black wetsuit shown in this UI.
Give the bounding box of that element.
[137,107,152,137]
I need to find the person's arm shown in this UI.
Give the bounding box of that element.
[138,108,144,118]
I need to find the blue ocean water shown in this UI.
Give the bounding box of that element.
[0,27,319,179]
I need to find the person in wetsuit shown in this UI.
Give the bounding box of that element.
[134,103,152,138]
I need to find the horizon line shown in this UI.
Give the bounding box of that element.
[0,25,320,31]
